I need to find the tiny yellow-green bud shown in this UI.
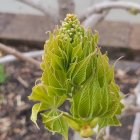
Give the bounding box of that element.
[80,125,94,138]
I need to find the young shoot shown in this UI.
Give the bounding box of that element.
[29,14,124,140]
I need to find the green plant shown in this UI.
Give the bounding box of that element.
[0,64,6,84]
[29,14,124,140]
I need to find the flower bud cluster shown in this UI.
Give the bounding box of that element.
[60,14,84,41]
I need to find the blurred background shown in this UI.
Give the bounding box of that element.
[1,0,140,22]
[0,0,140,140]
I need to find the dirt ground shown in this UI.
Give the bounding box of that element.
[0,46,140,140]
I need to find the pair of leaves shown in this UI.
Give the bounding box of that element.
[71,75,97,119]
[71,73,123,122]
[29,84,67,128]
[71,82,91,118]
[29,84,67,107]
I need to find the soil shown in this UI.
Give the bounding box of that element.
[0,46,140,140]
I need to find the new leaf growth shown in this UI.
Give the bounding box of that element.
[29,14,124,140]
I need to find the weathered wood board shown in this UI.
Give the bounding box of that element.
[96,21,140,50]
[0,13,140,50]
[0,13,54,43]
[96,21,131,49]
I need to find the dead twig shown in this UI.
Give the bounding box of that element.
[0,50,43,64]
[16,0,57,22]
[82,12,108,28]
[130,81,140,140]
[79,1,140,22]
[1,47,140,72]
[17,76,29,88]
[82,0,118,28]
[0,43,40,68]
[121,105,140,117]
[120,94,140,118]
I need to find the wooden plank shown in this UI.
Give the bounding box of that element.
[97,21,140,50]
[96,21,140,50]
[96,21,131,49]
[0,13,140,50]
[130,24,140,50]
[0,13,54,43]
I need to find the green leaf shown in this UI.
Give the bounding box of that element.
[71,58,87,85]
[85,57,96,80]
[71,75,97,119]
[109,82,120,98]
[98,116,121,129]
[47,86,66,96]
[97,56,105,87]
[62,113,80,131]
[50,51,64,70]
[55,95,67,107]
[78,84,91,118]
[67,60,77,79]
[42,111,63,123]
[100,92,120,118]
[29,84,49,103]
[59,48,69,69]
[90,118,98,128]
[65,41,72,66]
[115,102,124,115]
[55,70,66,85]
[31,102,48,128]
[90,83,102,117]
[99,84,109,116]
[71,52,96,85]
[71,43,83,62]
[92,32,99,47]
[42,68,67,96]
[42,111,68,140]
[42,67,62,88]
[82,38,90,57]
[106,66,114,84]
[0,64,6,84]
[99,81,124,117]
[97,52,110,87]
[29,84,66,108]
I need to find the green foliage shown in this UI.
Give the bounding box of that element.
[0,64,6,84]
[29,14,124,139]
